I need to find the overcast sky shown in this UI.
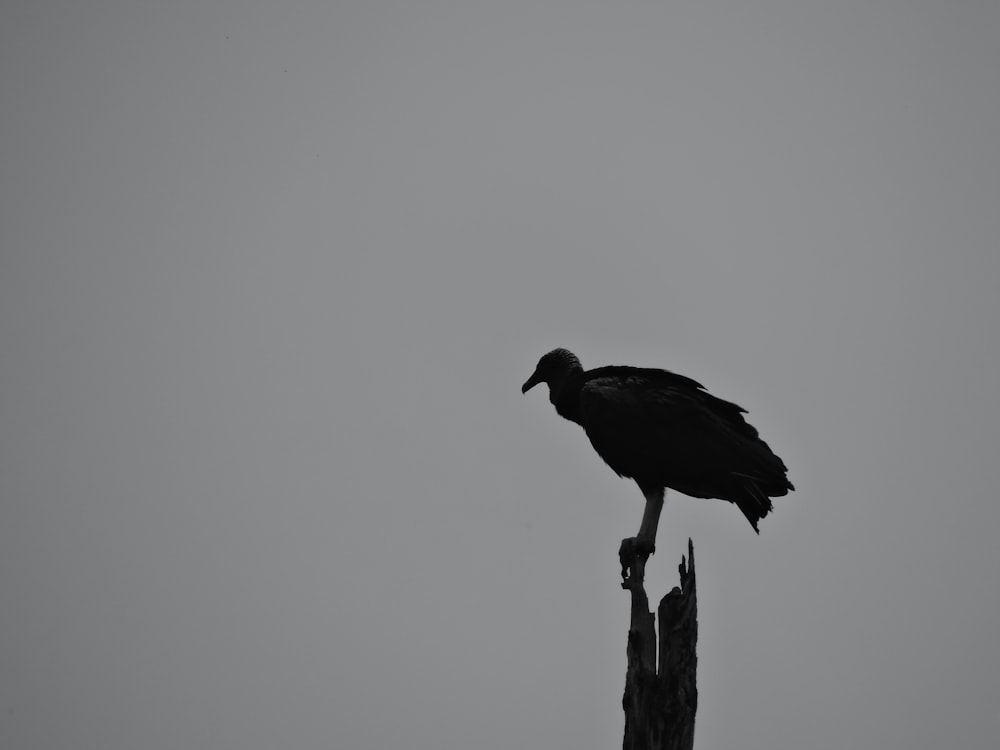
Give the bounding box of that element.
[2,2,999,749]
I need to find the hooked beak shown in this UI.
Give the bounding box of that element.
[521,370,542,394]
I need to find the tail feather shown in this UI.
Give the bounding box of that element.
[732,477,776,534]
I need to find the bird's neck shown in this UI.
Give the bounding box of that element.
[550,371,583,425]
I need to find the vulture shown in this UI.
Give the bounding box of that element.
[522,348,793,575]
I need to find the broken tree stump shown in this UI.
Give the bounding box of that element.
[621,538,698,750]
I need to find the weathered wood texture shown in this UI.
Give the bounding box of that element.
[621,539,698,750]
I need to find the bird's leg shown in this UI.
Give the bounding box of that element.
[619,487,665,582]
[636,487,664,553]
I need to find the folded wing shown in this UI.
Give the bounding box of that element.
[579,369,792,531]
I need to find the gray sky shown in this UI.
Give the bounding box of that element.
[2,2,998,748]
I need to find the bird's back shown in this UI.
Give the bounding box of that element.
[575,366,793,529]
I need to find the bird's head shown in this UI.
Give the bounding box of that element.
[521,348,583,395]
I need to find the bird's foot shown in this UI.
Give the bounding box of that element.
[619,536,655,583]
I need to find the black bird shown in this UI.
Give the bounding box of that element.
[522,349,793,575]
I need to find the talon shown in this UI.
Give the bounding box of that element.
[619,536,656,582]
[619,538,635,579]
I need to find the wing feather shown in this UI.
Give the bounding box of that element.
[578,371,789,499]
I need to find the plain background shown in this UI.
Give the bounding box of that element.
[2,2,998,749]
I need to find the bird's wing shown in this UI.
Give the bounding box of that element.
[578,372,773,490]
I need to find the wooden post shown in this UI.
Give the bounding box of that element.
[621,538,698,750]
